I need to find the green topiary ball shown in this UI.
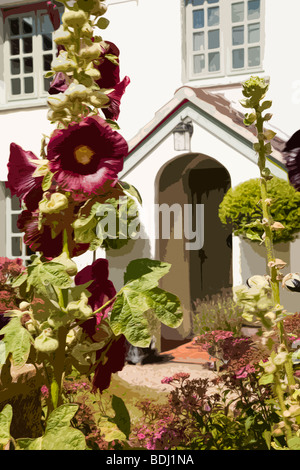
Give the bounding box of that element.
[219,177,300,244]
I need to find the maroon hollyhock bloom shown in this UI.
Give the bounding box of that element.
[17,210,89,259]
[6,143,43,209]
[92,335,127,393]
[46,1,61,31]
[96,41,130,121]
[102,76,130,121]
[47,115,127,197]
[75,258,127,393]
[283,129,300,191]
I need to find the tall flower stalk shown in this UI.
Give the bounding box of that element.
[239,77,300,448]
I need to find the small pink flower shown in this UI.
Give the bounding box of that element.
[41,385,49,398]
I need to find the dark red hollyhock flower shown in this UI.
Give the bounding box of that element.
[46,1,61,31]
[102,76,130,121]
[6,143,43,209]
[283,129,300,191]
[48,72,69,95]
[92,335,127,393]
[17,210,89,259]
[75,258,127,392]
[47,115,127,197]
[75,258,116,316]
[96,41,130,121]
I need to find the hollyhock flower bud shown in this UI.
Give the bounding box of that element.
[273,351,288,366]
[47,92,69,110]
[64,83,89,101]
[39,193,69,214]
[282,273,300,292]
[88,90,110,107]
[81,22,93,37]
[19,301,31,311]
[52,252,78,276]
[264,362,277,374]
[80,43,101,61]
[53,27,73,46]
[62,9,88,29]
[52,51,77,73]
[66,292,93,320]
[246,275,270,289]
[91,0,107,16]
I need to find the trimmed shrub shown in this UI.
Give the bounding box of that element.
[218,177,300,243]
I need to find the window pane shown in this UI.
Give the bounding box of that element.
[10,58,20,75]
[11,78,21,95]
[248,23,260,43]
[24,76,34,93]
[248,0,260,20]
[232,25,244,45]
[42,33,53,51]
[10,39,20,56]
[232,48,244,68]
[193,10,204,28]
[43,54,53,71]
[44,76,52,92]
[208,29,219,49]
[9,18,19,36]
[193,32,205,51]
[24,57,33,73]
[11,195,21,211]
[208,6,219,26]
[12,214,19,233]
[232,2,244,22]
[248,46,260,66]
[208,51,220,71]
[194,54,205,73]
[192,0,204,5]
[207,0,219,3]
[12,237,22,257]
[41,14,53,33]
[23,37,32,53]
[22,17,33,34]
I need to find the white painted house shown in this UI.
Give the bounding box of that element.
[0,0,299,349]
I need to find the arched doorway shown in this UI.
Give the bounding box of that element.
[156,153,232,351]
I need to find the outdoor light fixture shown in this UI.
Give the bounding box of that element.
[173,119,194,151]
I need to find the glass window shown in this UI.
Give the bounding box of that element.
[232,48,244,68]
[11,78,21,95]
[208,6,219,26]
[248,46,260,66]
[208,51,220,71]
[10,58,20,75]
[193,31,205,51]
[208,29,220,49]
[248,0,260,20]
[24,57,33,73]
[194,54,205,73]
[22,17,33,34]
[248,23,260,43]
[192,0,204,5]
[193,9,205,28]
[9,18,19,36]
[232,25,244,45]
[232,2,244,22]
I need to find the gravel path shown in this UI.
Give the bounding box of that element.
[117,362,218,393]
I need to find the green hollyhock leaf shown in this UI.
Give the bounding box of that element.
[119,180,143,204]
[110,259,183,347]
[287,437,300,450]
[110,290,151,347]
[259,373,274,385]
[42,171,54,191]
[145,287,182,328]
[96,17,110,29]
[17,404,86,450]
[27,260,73,293]
[98,418,127,442]
[0,316,32,368]
[124,258,171,291]
[73,201,101,244]
[0,405,12,449]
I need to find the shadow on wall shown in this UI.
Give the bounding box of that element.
[239,238,300,313]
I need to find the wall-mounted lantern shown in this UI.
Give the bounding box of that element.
[173,119,194,151]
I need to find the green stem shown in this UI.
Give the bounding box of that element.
[274,372,293,442]
[62,228,70,258]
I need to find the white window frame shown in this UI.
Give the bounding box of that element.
[184,0,265,81]
[5,192,33,265]
[3,4,61,103]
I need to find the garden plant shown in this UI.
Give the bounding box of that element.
[0,0,183,450]
[0,0,300,451]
